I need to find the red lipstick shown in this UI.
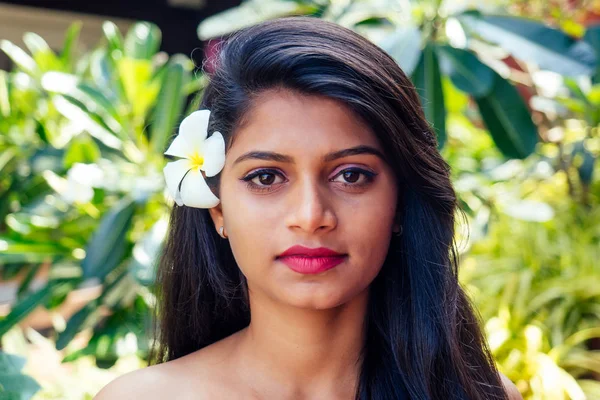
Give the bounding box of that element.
[276,245,347,274]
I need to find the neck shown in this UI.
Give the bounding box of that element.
[233,287,369,399]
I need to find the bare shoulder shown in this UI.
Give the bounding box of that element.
[499,372,523,400]
[94,334,242,400]
[93,361,194,400]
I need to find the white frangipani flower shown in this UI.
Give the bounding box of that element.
[163,109,225,208]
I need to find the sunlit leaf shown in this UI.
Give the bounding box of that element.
[23,32,62,72]
[102,21,124,54]
[378,25,422,76]
[197,0,316,40]
[474,72,538,159]
[411,43,446,149]
[0,71,10,117]
[63,135,101,169]
[436,44,494,96]
[124,22,161,60]
[149,55,191,154]
[116,58,160,118]
[0,283,55,337]
[459,12,597,76]
[0,40,37,75]
[60,22,82,68]
[81,197,136,280]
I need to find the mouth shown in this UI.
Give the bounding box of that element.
[276,245,347,274]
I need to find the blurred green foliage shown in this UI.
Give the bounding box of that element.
[443,80,600,397]
[0,1,599,399]
[0,19,205,384]
[0,350,40,399]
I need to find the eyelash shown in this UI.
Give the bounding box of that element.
[240,167,377,193]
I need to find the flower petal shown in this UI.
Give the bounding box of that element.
[163,159,190,206]
[164,134,191,159]
[179,169,220,208]
[201,131,226,177]
[178,109,210,151]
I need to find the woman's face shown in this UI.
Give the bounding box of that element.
[209,89,399,309]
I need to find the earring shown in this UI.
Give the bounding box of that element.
[394,224,403,236]
[219,226,228,239]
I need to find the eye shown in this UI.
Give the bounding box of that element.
[331,167,376,188]
[241,168,286,192]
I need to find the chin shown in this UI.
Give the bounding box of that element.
[280,285,361,310]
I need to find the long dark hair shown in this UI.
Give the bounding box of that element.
[153,16,507,400]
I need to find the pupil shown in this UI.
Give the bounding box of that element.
[259,174,274,185]
[344,171,359,183]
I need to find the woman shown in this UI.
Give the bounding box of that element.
[96,16,521,399]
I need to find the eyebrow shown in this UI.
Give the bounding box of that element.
[233,145,386,165]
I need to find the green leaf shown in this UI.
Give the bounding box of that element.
[23,32,62,72]
[34,120,48,144]
[411,43,446,149]
[55,301,98,350]
[60,22,82,68]
[129,218,167,286]
[378,26,422,76]
[0,392,21,400]
[116,57,161,119]
[458,13,596,76]
[436,44,494,97]
[63,135,101,169]
[197,1,316,40]
[0,284,54,337]
[56,268,129,350]
[52,94,122,150]
[0,40,37,75]
[102,21,124,54]
[572,141,596,186]
[45,280,77,310]
[474,72,538,159]
[81,197,136,280]
[0,238,65,264]
[584,24,600,83]
[0,71,10,117]
[0,149,16,180]
[90,48,123,101]
[77,83,120,122]
[17,264,41,297]
[22,32,51,55]
[0,352,26,373]
[62,308,123,365]
[564,78,599,126]
[149,55,191,154]
[0,373,40,400]
[124,22,161,60]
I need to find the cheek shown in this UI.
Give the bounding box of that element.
[348,201,395,271]
[347,178,397,270]
[220,182,282,275]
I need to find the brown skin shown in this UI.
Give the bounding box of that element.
[94,90,522,399]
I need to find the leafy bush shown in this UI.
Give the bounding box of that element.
[0,20,203,368]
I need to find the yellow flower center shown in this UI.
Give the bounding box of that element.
[189,151,204,170]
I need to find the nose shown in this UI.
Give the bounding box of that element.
[284,177,337,234]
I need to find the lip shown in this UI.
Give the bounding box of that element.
[276,245,347,274]
[278,245,345,258]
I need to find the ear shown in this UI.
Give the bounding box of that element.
[208,203,224,232]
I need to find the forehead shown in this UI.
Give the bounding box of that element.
[228,89,381,156]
